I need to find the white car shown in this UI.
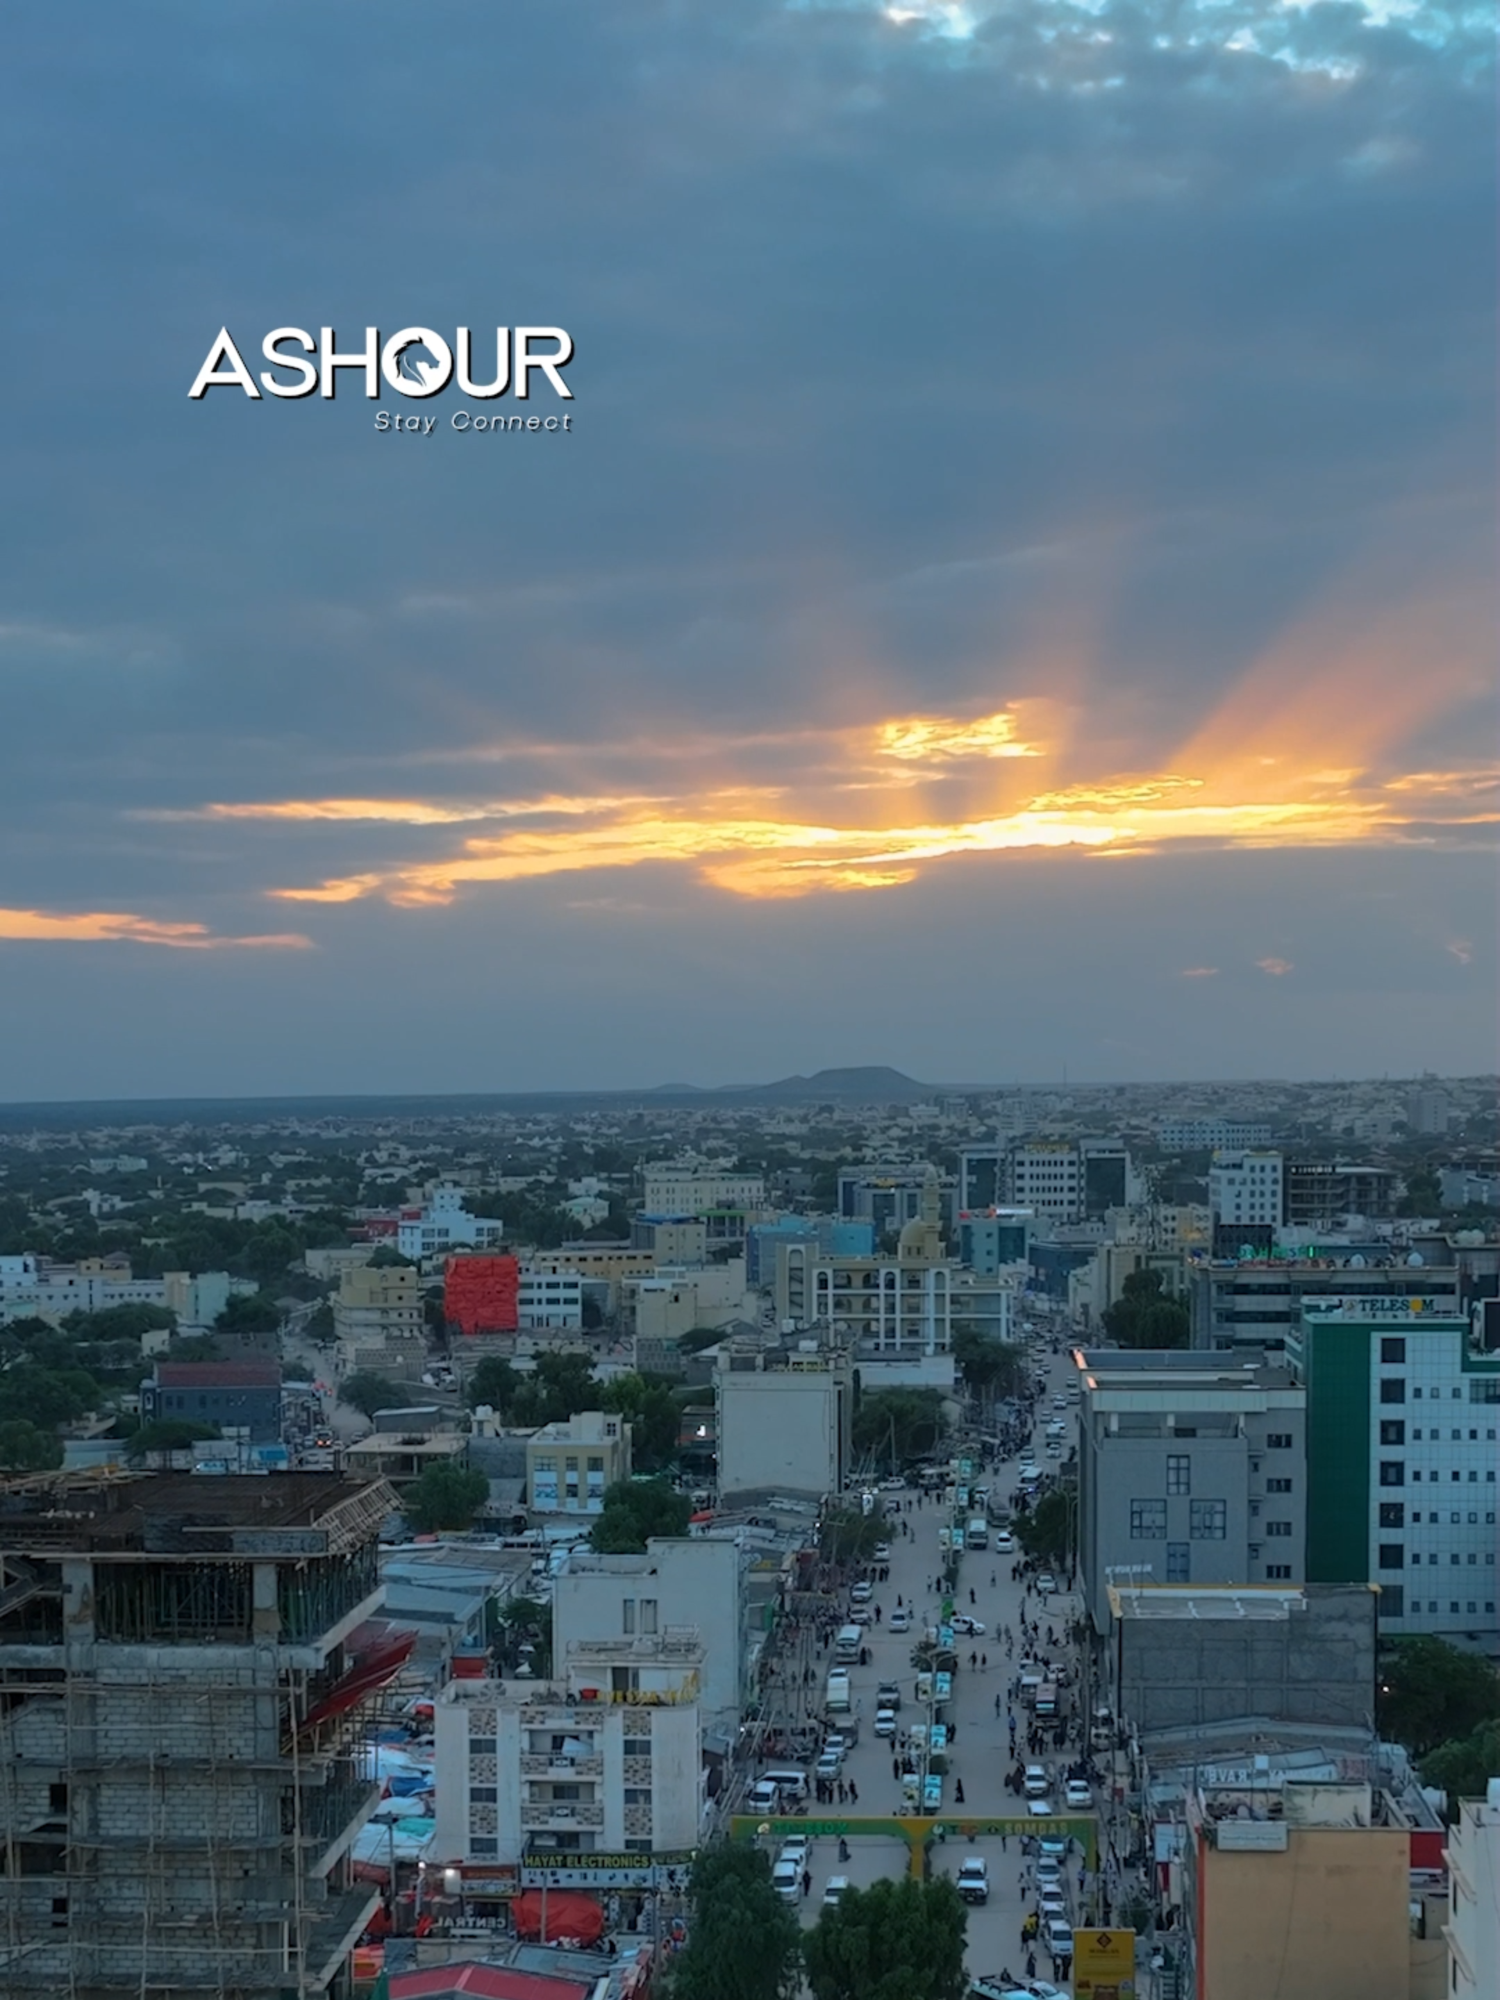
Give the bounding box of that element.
[1064,1779,1092,1809]
[1024,1765,1050,1798]
[1028,1797,1057,1817]
[772,1858,801,1903]
[875,1707,898,1738]
[994,1530,1015,1551]
[778,1835,810,1870]
[873,1542,891,1561]
[1036,1572,1058,1594]
[1043,1917,1074,1960]
[889,1607,911,1632]
[815,1749,842,1782]
[951,1615,985,1636]
[850,1581,873,1604]
[957,1856,989,1904]
[822,1875,850,1908]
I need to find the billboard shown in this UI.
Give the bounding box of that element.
[1072,1927,1136,2000]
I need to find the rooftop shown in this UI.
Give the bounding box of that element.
[1107,1584,1316,1622]
[0,1469,395,1557]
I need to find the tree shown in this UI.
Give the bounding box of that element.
[1420,1717,1500,1808]
[819,1504,886,1568]
[125,1418,220,1464]
[852,1387,945,1471]
[667,1843,802,2000]
[0,1361,102,1431]
[1378,1637,1500,1758]
[339,1370,406,1418]
[1101,1269,1189,1350]
[489,1594,553,1677]
[466,1355,520,1415]
[1014,1487,1075,1571]
[63,1303,176,1344]
[214,1292,282,1337]
[599,1372,680,1472]
[368,1244,416,1268]
[506,1350,598,1428]
[589,1477,691,1553]
[168,1335,225,1362]
[951,1327,1026,1402]
[403,1461,489,1532]
[803,1873,967,2000]
[0,1419,64,1472]
[304,1301,335,1346]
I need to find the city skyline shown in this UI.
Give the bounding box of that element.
[1,1,1494,1097]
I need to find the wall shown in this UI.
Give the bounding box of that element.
[717,1368,842,1499]
[551,1539,742,1731]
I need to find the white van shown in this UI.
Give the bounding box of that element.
[966,1516,989,1550]
[763,1768,809,1804]
[834,1623,864,1663]
[826,1670,851,1712]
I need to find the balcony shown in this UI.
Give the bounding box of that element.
[521,1800,605,1830]
[520,1754,603,1778]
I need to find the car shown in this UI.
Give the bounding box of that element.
[1035,1855,1063,1885]
[772,1858,801,1904]
[1024,1765,1050,1798]
[957,1857,989,1904]
[778,1835,810,1870]
[1036,1572,1058,1594]
[1038,1836,1070,1859]
[875,1707,897,1738]
[848,1605,872,1625]
[815,1750,843,1782]
[994,1530,1015,1551]
[873,1542,891,1561]
[1052,1395,1067,1409]
[922,1774,943,1811]
[1045,1443,1061,1458]
[850,1580,873,1604]
[748,1779,780,1813]
[822,1875,850,1909]
[1043,1918,1074,1960]
[951,1615,986,1636]
[1064,1780,1092,1809]
[876,1680,902,1711]
[882,1475,906,1490]
[1027,1797,1056,1817]
[889,1607,911,1632]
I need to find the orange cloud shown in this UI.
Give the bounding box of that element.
[1256,956,1295,976]
[0,908,312,949]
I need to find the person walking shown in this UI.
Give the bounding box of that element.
[849,1780,858,1804]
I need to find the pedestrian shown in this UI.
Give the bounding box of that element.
[970,1588,976,1606]
[955,1779,965,1804]
[994,1693,1003,1718]
[849,1780,858,1803]
[802,1868,812,1898]
[893,1755,901,1781]
[1026,1951,1037,1980]
[981,1652,988,1671]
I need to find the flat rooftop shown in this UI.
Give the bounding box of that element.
[0,1469,395,1557]
[1107,1584,1309,1621]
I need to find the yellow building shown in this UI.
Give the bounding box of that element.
[526,1409,632,1515]
[333,1262,426,1376]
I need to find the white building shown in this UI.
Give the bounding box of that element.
[397,1185,504,1261]
[1445,1780,1500,2000]
[518,1269,585,1329]
[1209,1149,1285,1228]
[641,1164,765,1215]
[716,1346,853,1501]
[1159,1120,1273,1150]
[430,1629,704,1870]
[552,1538,744,1736]
[1009,1139,1141,1224]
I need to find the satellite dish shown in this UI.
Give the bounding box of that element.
[1348,1255,1366,1269]
[1406,1251,1425,1267]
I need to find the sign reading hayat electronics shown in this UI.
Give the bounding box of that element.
[188,325,574,401]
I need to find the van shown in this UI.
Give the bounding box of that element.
[834,1624,863,1663]
[966,1516,988,1550]
[1034,1681,1058,1719]
[763,1768,808,1804]
[826,1670,851,1712]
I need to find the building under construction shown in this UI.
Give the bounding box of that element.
[0,1470,410,2000]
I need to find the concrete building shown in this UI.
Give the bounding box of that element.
[0,1258,250,1331]
[836,1165,956,1235]
[525,1411,632,1516]
[0,1470,401,2000]
[1075,1349,1307,1632]
[715,1342,853,1501]
[746,1217,873,1289]
[429,1629,704,1868]
[333,1261,427,1376]
[526,1244,655,1313]
[640,1165,764,1215]
[1189,1254,1462,1355]
[792,1175,954,1361]
[958,1142,1004,1212]
[138,1358,282,1442]
[1208,1148,1284,1227]
[626,1260,747,1347]
[955,1208,1033,1275]
[1104,1581,1377,1746]
[551,1538,744,1737]
[1287,1298,1499,1644]
[1159,1119,1274,1150]
[1445,1780,1500,2000]
[517,1269,585,1330]
[1177,1775,1428,2000]
[1008,1139,1140,1224]
[1284,1159,1399,1227]
[396,1185,504,1263]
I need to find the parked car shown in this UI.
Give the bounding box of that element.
[748,1780,780,1813]
[815,1749,843,1782]
[922,1774,943,1812]
[778,1835,810,1871]
[1027,1797,1057,1817]
[1024,1765,1050,1798]
[1043,1918,1074,1961]
[889,1607,911,1632]
[994,1530,1015,1552]
[772,1858,800,1904]
[822,1875,850,1909]
[1036,1572,1058,1594]
[1064,1779,1092,1809]
[1035,1855,1064,1885]
[957,1857,989,1904]
[850,1580,873,1604]
[873,1542,892,1561]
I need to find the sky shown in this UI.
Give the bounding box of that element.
[0,0,1495,1098]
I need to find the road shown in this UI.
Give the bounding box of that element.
[760,1334,1094,1991]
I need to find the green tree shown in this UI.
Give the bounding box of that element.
[368,1244,416,1268]
[852,1387,945,1471]
[0,1362,102,1430]
[489,1595,553,1677]
[951,1327,1026,1402]
[1378,1637,1500,1758]
[1014,1487,1075,1571]
[466,1355,520,1415]
[167,1334,225,1362]
[513,1350,597,1427]
[1399,1168,1442,1217]
[599,1371,680,1472]
[819,1504,886,1568]
[214,1292,282,1337]
[125,1418,220,1463]
[338,1370,406,1418]
[403,1460,489,1532]
[1420,1718,1500,1808]
[1101,1269,1189,1349]
[304,1301,335,1345]
[668,1843,802,2000]
[0,1419,65,1472]
[803,1873,967,2000]
[589,1477,691,1553]
[63,1303,176,1344]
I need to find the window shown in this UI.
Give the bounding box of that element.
[551,1783,582,1801]
[1267,1477,1293,1494]
[1379,1461,1405,1487]
[471,1838,498,1857]
[1378,1544,1405,1569]
[640,1598,658,1635]
[1381,1337,1407,1363]
[623,1737,652,1758]
[1190,1499,1227,1540]
[1266,1520,1293,1537]
[1380,1421,1406,1446]
[1266,1564,1292,1580]
[1412,1387,1423,1399]
[1379,1585,1405,1617]
[1379,1379,1406,1404]
[624,1787,652,1805]
[1130,1499,1167,1539]
[1470,1378,1500,1403]
[1379,1503,1405,1529]
[1166,1455,1191,1496]
[622,1599,635,1635]
[470,1737,496,1755]
[1267,1433,1293,1450]
[1166,1543,1190,1582]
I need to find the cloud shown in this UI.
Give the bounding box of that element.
[0,908,312,950]
[1256,956,1294,976]
[1180,966,1219,978]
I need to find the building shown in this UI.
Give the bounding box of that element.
[955,1208,1033,1275]
[0,1470,403,2000]
[1284,1160,1399,1227]
[1287,1298,1500,1643]
[429,1630,703,1868]
[1445,1780,1500,2000]
[1008,1140,1140,1224]
[715,1342,853,1501]
[445,1253,521,1337]
[551,1538,744,1737]
[343,1407,472,1482]
[138,1358,282,1442]
[627,1263,746,1348]
[1408,1087,1453,1137]
[1159,1119,1274,1151]
[334,1260,427,1375]
[1177,1774,1429,2000]
[1189,1254,1462,1355]
[0,1257,250,1331]
[958,1143,1004,1213]
[789,1174,954,1362]
[1075,1348,1308,1632]
[1068,1243,1186,1330]
[1208,1149,1284,1227]
[397,1186,504,1263]
[628,1217,709,1265]
[525,1411,632,1516]
[1104,1581,1377,1746]
[518,1269,585,1330]
[746,1217,874,1289]
[837,1165,957,1235]
[640,1164,764,1215]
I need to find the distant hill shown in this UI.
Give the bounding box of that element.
[724,1066,932,1104]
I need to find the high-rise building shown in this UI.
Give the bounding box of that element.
[1159,1119,1274,1150]
[0,1471,403,2000]
[334,1260,427,1374]
[1189,1256,1462,1356]
[1208,1148,1285,1227]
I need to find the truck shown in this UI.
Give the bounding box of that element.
[833,1623,863,1663]
[965,1516,989,1550]
[957,1857,990,1905]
